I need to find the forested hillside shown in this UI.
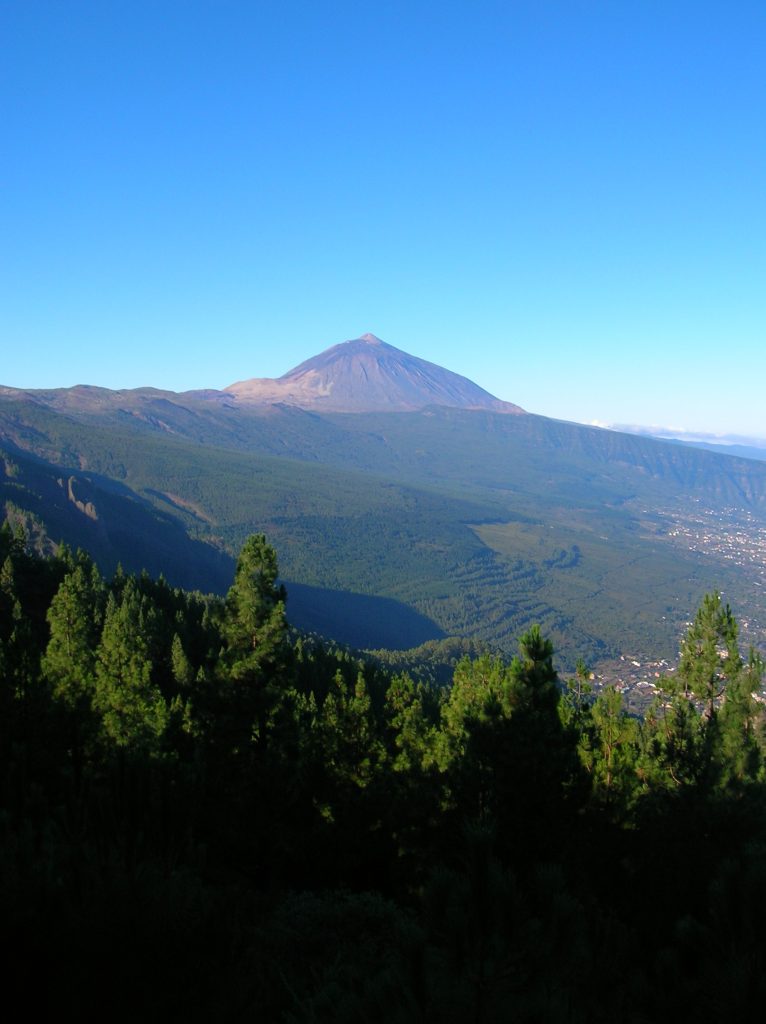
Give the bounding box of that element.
[3,524,766,1021]
[5,391,766,668]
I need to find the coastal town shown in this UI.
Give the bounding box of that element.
[662,503,766,645]
[590,501,766,711]
[662,503,766,587]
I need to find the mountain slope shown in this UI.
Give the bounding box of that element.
[3,335,766,665]
[224,333,523,413]
[0,441,234,591]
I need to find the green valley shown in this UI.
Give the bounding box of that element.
[3,377,766,670]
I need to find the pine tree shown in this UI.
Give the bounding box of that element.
[317,670,386,794]
[437,628,578,861]
[639,683,705,793]
[217,534,290,745]
[222,533,287,676]
[170,632,195,688]
[717,647,764,789]
[678,591,741,719]
[589,685,638,811]
[0,554,37,699]
[94,579,168,753]
[42,563,104,709]
[673,593,764,792]
[384,673,436,773]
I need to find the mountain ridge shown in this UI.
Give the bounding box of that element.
[3,334,766,665]
[1,333,523,415]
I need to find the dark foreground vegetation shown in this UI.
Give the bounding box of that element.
[2,522,766,1022]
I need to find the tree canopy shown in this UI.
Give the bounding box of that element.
[2,527,766,1021]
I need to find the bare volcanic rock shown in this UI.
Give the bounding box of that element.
[224,333,524,413]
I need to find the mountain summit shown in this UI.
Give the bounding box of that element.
[225,334,524,413]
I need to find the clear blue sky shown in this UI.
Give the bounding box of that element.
[2,1,765,436]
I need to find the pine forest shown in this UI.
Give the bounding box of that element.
[3,523,766,1021]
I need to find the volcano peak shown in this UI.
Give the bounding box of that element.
[225,335,524,414]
